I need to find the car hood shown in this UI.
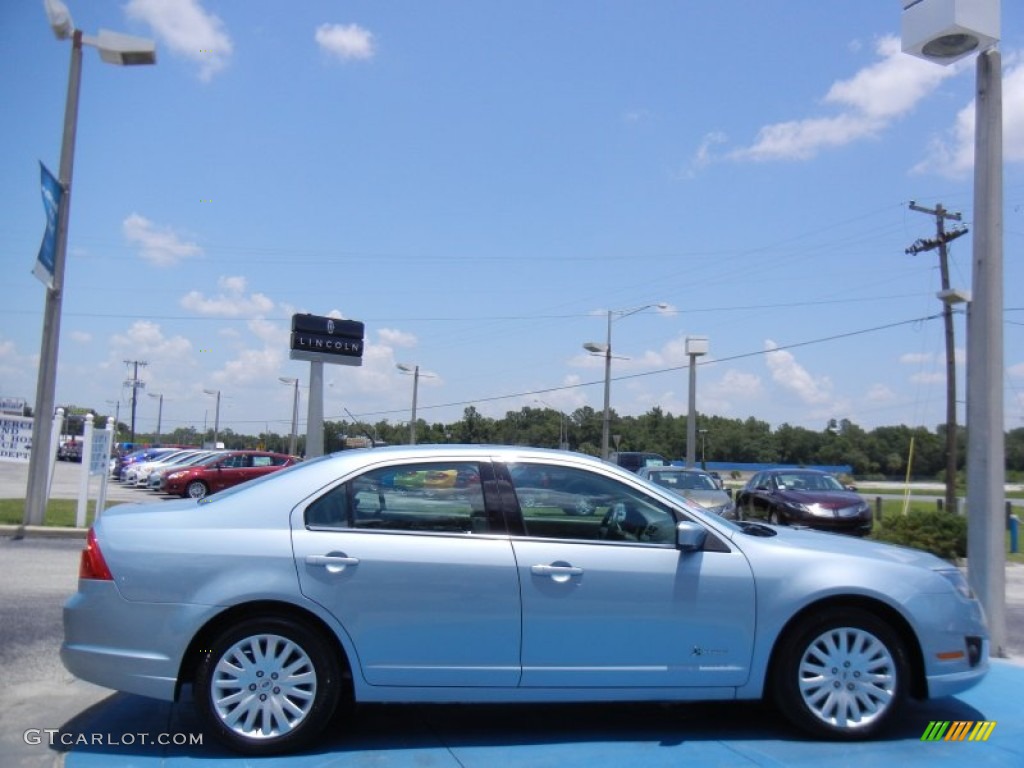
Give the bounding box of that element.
[774,489,864,508]
[733,521,946,569]
[676,490,731,508]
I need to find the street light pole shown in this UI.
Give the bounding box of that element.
[583,303,668,460]
[686,336,709,467]
[279,377,300,455]
[24,28,82,528]
[203,389,221,447]
[598,310,613,459]
[901,0,1005,655]
[148,392,163,443]
[23,4,155,528]
[966,46,1006,656]
[396,364,421,444]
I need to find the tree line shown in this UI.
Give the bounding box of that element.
[78,404,1024,482]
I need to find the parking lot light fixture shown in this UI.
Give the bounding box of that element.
[583,303,669,460]
[279,377,300,456]
[202,389,221,448]
[685,336,709,467]
[396,364,421,445]
[24,1,156,528]
[900,0,1006,658]
[148,392,163,443]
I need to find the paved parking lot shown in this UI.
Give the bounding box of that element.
[49,662,1024,767]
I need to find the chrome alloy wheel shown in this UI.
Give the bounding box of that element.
[211,633,318,740]
[797,626,897,729]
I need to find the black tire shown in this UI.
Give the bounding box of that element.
[186,480,208,499]
[771,607,908,740]
[195,616,342,755]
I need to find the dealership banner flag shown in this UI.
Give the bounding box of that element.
[34,161,63,289]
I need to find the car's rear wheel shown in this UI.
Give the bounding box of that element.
[186,480,208,499]
[195,616,341,755]
[771,607,908,739]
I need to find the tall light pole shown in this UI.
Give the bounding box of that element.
[23,1,156,527]
[396,364,421,444]
[203,389,221,447]
[902,0,1005,655]
[535,398,568,450]
[148,392,163,443]
[583,303,668,460]
[699,428,708,469]
[685,336,709,467]
[279,377,300,456]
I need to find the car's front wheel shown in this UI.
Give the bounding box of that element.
[185,480,208,499]
[195,616,342,755]
[771,607,908,739]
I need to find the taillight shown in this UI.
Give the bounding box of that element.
[79,528,113,581]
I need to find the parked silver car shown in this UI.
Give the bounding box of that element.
[637,465,736,519]
[62,445,988,755]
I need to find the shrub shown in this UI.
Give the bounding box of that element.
[871,509,967,562]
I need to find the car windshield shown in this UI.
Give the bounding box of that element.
[649,470,719,492]
[775,472,845,492]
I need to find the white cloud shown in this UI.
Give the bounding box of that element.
[1010,361,1024,380]
[108,321,194,374]
[315,23,375,61]
[763,340,832,404]
[122,213,202,267]
[912,56,1024,177]
[69,331,92,343]
[717,369,762,398]
[378,328,417,348]
[900,351,934,365]
[180,276,274,317]
[681,131,727,178]
[728,35,958,163]
[214,346,284,388]
[124,0,233,81]
[865,383,896,404]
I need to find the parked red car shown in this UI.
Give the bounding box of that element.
[160,450,299,499]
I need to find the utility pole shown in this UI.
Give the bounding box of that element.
[906,202,968,516]
[123,359,147,446]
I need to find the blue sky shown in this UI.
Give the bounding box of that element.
[1,0,1022,443]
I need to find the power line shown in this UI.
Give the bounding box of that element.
[343,313,946,420]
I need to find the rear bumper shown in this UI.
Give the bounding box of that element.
[62,580,216,702]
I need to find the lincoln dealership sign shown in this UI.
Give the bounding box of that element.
[289,314,364,366]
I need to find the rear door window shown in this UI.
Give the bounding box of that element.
[305,461,499,534]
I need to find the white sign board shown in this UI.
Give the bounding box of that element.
[89,429,112,476]
[0,415,33,463]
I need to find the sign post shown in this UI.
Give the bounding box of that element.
[288,314,364,458]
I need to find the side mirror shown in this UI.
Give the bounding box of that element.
[676,521,707,552]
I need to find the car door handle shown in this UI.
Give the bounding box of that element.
[530,564,583,582]
[305,554,360,573]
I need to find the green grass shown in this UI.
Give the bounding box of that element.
[0,498,108,528]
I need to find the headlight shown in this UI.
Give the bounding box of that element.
[167,471,186,480]
[937,568,974,599]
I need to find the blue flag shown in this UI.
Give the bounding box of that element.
[34,161,63,289]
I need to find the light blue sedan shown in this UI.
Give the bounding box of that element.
[62,445,988,755]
